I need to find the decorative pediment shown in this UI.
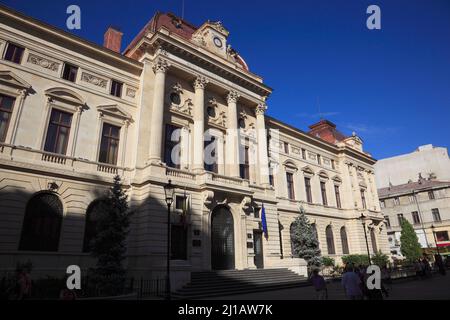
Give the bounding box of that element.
[318,170,329,180]
[97,104,132,122]
[283,160,298,170]
[0,70,32,91]
[332,175,342,183]
[301,165,315,175]
[45,87,85,106]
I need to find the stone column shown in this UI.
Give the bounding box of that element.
[148,58,169,164]
[226,91,240,178]
[192,76,208,173]
[255,103,270,187]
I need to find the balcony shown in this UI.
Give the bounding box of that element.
[0,143,131,180]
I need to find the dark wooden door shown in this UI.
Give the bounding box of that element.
[211,206,235,270]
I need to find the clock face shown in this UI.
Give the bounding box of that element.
[213,37,223,48]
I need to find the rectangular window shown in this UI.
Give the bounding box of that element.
[361,189,367,209]
[110,80,123,98]
[171,225,187,260]
[164,124,181,169]
[394,197,400,206]
[4,43,24,64]
[305,177,312,203]
[432,208,441,222]
[62,63,78,82]
[239,146,250,180]
[301,148,306,160]
[98,123,121,165]
[397,214,404,225]
[284,142,289,154]
[44,109,72,155]
[320,181,328,206]
[428,191,435,200]
[331,159,335,170]
[0,94,16,142]
[286,172,295,200]
[334,185,342,209]
[269,168,274,187]
[175,195,187,211]
[436,231,449,242]
[204,136,218,173]
[317,154,321,165]
[384,216,391,228]
[412,211,420,225]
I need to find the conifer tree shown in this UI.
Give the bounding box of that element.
[90,175,131,296]
[291,206,322,270]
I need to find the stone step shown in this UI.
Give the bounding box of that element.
[174,268,309,299]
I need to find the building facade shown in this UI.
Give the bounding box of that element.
[375,144,450,189]
[377,162,450,258]
[0,6,388,289]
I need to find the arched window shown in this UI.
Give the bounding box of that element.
[325,225,335,255]
[19,193,63,251]
[340,226,349,254]
[83,199,107,252]
[370,228,378,253]
[311,223,319,242]
[290,223,298,257]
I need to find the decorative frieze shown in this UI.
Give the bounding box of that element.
[81,72,107,88]
[308,152,317,161]
[126,87,137,98]
[27,53,59,71]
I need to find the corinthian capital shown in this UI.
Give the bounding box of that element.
[193,75,209,90]
[152,58,170,74]
[226,90,240,104]
[255,103,268,116]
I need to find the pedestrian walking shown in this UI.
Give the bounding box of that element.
[341,266,363,300]
[310,269,328,300]
[434,254,446,276]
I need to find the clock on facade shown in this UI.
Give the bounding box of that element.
[213,36,223,48]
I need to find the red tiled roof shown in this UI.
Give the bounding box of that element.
[308,119,348,145]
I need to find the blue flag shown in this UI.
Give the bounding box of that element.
[261,204,268,239]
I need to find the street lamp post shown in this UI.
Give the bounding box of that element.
[164,180,175,301]
[360,213,372,265]
[431,225,441,256]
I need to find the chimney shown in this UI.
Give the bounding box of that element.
[104,27,123,53]
[308,119,338,144]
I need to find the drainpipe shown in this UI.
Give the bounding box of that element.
[413,190,430,248]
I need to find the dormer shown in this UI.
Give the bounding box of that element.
[191,20,229,58]
[343,132,364,153]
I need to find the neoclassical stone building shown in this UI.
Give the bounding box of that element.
[0,6,388,289]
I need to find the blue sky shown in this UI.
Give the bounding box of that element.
[1,0,449,160]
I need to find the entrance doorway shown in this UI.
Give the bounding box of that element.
[211,206,235,270]
[253,230,264,269]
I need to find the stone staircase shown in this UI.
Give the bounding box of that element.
[173,268,309,299]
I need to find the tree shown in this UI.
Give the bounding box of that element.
[399,218,422,263]
[89,175,131,296]
[371,251,389,268]
[291,206,322,270]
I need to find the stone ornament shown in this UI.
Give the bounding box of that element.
[193,76,209,90]
[226,91,240,104]
[81,72,107,88]
[126,88,137,98]
[27,53,59,71]
[255,103,267,116]
[152,58,170,74]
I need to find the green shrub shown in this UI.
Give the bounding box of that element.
[321,256,335,267]
[371,251,389,267]
[341,254,369,266]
